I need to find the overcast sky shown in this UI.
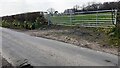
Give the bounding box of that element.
[0,0,117,16]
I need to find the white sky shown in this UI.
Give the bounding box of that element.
[0,0,117,17]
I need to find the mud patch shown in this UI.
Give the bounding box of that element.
[1,57,13,68]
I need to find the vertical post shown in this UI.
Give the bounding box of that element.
[111,9,114,25]
[114,9,117,25]
[96,10,98,26]
[70,12,72,24]
[70,10,73,25]
[48,13,50,25]
[96,6,99,26]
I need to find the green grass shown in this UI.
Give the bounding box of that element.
[50,12,114,26]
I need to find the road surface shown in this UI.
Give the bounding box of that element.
[0,27,118,66]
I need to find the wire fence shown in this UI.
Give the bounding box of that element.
[45,10,117,27]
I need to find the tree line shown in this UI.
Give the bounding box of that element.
[83,1,119,11]
[76,1,120,11]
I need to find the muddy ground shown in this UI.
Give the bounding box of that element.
[0,52,13,68]
[15,25,118,55]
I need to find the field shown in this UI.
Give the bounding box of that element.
[50,12,115,26]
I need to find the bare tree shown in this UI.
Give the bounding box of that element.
[81,4,86,11]
[73,5,80,10]
[47,8,55,15]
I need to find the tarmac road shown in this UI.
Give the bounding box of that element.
[0,27,118,66]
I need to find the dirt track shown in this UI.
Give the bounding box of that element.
[16,26,118,55]
[1,27,118,66]
[1,26,118,67]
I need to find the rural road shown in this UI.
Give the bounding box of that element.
[0,27,118,66]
